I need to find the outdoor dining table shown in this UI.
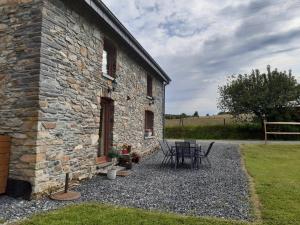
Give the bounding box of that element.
[168,142,202,168]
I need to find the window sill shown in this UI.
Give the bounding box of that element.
[144,136,155,140]
[146,96,154,100]
[103,73,115,81]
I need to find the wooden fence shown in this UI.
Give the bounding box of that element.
[264,121,300,144]
[0,135,11,194]
[165,116,237,127]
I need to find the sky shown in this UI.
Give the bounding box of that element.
[102,0,300,115]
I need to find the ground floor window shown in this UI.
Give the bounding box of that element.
[145,110,154,137]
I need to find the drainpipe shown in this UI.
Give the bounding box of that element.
[163,82,166,140]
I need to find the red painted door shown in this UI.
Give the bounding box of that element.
[0,136,11,194]
[101,98,114,157]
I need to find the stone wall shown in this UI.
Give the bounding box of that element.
[0,0,42,185]
[0,0,165,195]
[33,0,165,194]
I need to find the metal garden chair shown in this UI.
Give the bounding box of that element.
[184,139,196,145]
[194,142,215,168]
[184,139,200,151]
[159,140,175,166]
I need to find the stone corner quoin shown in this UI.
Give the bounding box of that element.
[0,0,168,196]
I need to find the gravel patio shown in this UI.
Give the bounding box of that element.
[0,143,252,222]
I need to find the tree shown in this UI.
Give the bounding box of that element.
[180,113,187,118]
[193,111,199,117]
[218,111,228,115]
[218,66,300,125]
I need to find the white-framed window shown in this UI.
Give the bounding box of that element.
[102,38,116,78]
[147,74,153,97]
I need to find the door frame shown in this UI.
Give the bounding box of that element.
[0,135,11,194]
[97,97,114,164]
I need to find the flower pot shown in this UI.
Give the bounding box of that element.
[118,154,132,169]
[107,169,117,180]
[119,158,132,169]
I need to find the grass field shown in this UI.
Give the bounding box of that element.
[165,115,261,140]
[165,114,239,127]
[18,145,300,225]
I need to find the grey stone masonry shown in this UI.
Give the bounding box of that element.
[0,0,42,186]
[0,0,166,195]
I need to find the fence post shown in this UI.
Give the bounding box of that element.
[264,120,267,144]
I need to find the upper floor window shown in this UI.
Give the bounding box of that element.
[147,74,153,97]
[102,38,116,78]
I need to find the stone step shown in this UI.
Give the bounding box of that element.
[97,165,126,175]
[96,162,113,169]
[117,170,132,177]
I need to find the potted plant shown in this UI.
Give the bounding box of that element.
[131,152,141,164]
[120,144,131,154]
[118,144,133,169]
[107,146,120,180]
[119,150,140,168]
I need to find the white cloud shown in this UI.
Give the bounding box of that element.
[103,0,300,115]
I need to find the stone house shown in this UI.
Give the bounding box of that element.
[0,0,171,196]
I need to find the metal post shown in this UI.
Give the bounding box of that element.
[264,120,267,144]
[64,173,69,193]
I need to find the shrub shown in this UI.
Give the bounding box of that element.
[165,123,300,140]
[165,124,262,140]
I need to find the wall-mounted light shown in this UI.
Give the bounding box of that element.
[112,79,117,91]
[107,79,117,94]
[149,97,155,105]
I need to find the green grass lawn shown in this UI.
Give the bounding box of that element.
[241,144,300,225]
[19,204,248,225]
[19,145,300,225]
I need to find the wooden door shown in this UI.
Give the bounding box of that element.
[100,98,114,158]
[0,136,11,194]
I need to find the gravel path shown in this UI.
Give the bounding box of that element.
[0,143,252,222]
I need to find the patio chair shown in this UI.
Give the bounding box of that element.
[194,142,215,168]
[166,141,175,150]
[184,139,199,150]
[175,142,193,169]
[158,140,175,166]
[184,139,196,145]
